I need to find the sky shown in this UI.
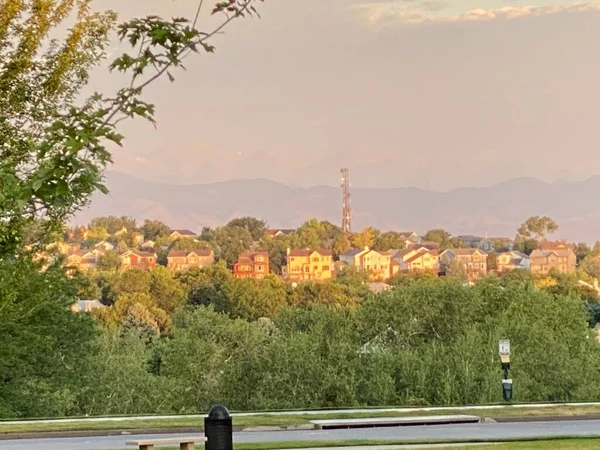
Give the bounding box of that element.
[92,0,600,190]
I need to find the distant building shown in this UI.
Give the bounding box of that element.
[167,249,214,272]
[168,229,197,241]
[530,248,576,275]
[390,247,439,276]
[340,247,391,281]
[398,232,421,246]
[496,251,530,273]
[233,252,270,279]
[94,240,114,252]
[66,251,98,271]
[440,248,489,279]
[457,235,484,248]
[480,237,514,252]
[119,250,157,270]
[283,248,333,281]
[71,300,105,313]
[267,228,295,238]
[140,240,155,250]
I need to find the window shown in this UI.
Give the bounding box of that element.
[304,266,310,273]
[256,265,264,272]
[481,263,485,270]
[475,263,479,269]
[323,265,330,271]
[256,256,264,262]
[314,266,318,271]
[292,266,300,272]
[312,257,320,262]
[290,257,295,262]
[473,256,480,261]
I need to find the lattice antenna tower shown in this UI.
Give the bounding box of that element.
[341,168,351,233]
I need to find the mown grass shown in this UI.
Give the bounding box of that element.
[4,404,600,435]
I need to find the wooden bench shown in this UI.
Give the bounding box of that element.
[126,435,206,450]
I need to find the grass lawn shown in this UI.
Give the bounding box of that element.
[112,438,600,450]
[4,404,600,434]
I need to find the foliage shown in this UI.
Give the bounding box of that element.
[90,216,136,235]
[291,219,343,250]
[141,220,171,241]
[373,232,406,252]
[351,227,378,249]
[423,229,463,250]
[0,257,97,418]
[96,251,121,271]
[517,216,559,240]
[226,217,267,241]
[214,226,253,267]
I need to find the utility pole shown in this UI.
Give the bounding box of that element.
[341,168,351,233]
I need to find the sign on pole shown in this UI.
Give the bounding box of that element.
[498,339,510,356]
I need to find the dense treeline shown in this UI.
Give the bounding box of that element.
[3,255,600,418]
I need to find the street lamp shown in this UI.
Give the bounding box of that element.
[499,339,513,401]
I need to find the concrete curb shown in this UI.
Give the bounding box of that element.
[0,424,316,440]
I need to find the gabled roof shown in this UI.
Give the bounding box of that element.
[530,248,573,258]
[236,251,269,265]
[288,248,333,257]
[267,228,295,236]
[341,248,367,257]
[170,229,196,237]
[443,248,488,257]
[168,249,213,258]
[397,232,418,239]
[121,250,156,258]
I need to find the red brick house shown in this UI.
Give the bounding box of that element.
[233,252,270,279]
[119,250,157,270]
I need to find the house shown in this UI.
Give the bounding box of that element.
[140,240,155,250]
[390,247,439,276]
[530,248,576,275]
[440,248,489,279]
[119,250,157,270]
[340,247,391,281]
[114,226,129,237]
[457,235,484,248]
[71,300,105,313]
[66,250,98,271]
[168,229,197,241]
[481,237,515,252]
[496,251,530,273]
[409,240,441,252]
[233,252,270,279]
[167,249,214,272]
[94,240,114,252]
[283,248,333,281]
[267,228,295,238]
[398,231,421,246]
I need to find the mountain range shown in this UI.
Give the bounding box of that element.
[72,171,600,243]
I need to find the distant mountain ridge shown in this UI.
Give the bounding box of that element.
[72,171,600,243]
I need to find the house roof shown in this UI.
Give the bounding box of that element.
[530,248,573,258]
[237,251,269,264]
[122,250,156,258]
[341,248,368,257]
[288,249,332,257]
[267,228,295,236]
[170,229,196,237]
[443,248,488,257]
[168,249,213,258]
[397,232,417,238]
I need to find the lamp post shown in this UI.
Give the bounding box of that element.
[499,339,513,401]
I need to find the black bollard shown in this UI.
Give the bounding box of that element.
[205,404,233,450]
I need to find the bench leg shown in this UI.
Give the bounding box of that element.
[180,444,194,450]
[139,445,155,450]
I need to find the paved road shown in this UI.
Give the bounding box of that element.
[2,420,600,450]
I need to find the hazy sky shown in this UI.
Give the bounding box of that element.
[93,0,600,190]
